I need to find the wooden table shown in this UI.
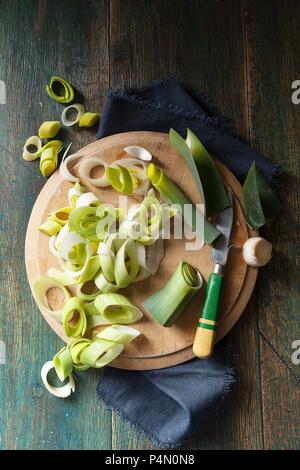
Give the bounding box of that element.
[0,0,299,450]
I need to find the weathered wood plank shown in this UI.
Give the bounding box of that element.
[109,0,263,450]
[244,0,300,449]
[0,0,111,450]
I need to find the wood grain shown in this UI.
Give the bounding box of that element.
[0,0,298,450]
[0,0,112,450]
[244,0,300,449]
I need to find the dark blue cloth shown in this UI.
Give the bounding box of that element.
[96,80,280,449]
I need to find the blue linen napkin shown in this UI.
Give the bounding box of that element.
[96,80,281,449]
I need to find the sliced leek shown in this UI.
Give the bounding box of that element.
[40,147,58,177]
[147,163,220,245]
[68,182,85,206]
[106,164,134,195]
[68,338,92,371]
[95,324,141,344]
[46,76,74,104]
[114,239,139,288]
[75,192,101,208]
[38,121,61,139]
[62,297,87,338]
[53,347,73,381]
[38,219,62,236]
[41,360,75,398]
[62,103,85,127]
[32,275,71,322]
[79,112,100,127]
[23,136,42,161]
[143,261,202,327]
[78,156,109,187]
[94,293,143,324]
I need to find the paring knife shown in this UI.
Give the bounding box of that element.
[193,192,234,359]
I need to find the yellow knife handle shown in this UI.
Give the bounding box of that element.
[193,271,223,359]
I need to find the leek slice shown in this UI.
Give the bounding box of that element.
[47,268,75,286]
[147,163,220,245]
[68,206,99,241]
[75,192,101,208]
[94,293,143,324]
[68,338,92,371]
[41,361,75,398]
[114,239,139,288]
[40,147,58,177]
[185,129,230,216]
[97,235,118,282]
[136,239,164,275]
[48,207,72,226]
[79,112,100,127]
[106,165,133,195]
[23,136,42,161]
[62,297,87,338]
[62,103,85,127]
[37,140,63,157]
[32,275,71,322]
[77,255,100,284]
[46,76,74,104]
[143,261,202,327]
[243,162,282,229]
[76,281,101,301]
[94,272,119,293]
[53,347,73,381]
[38,219,62,236]
[124,146,152,162]
[38,121,61,139]
[79,340,124,368]
[78,157,110,187]
[68,182,85,206]
[95,324,141,344]
[60,152,83,183]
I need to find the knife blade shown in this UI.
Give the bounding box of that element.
[193,192,234,358]
[211,191,234,268]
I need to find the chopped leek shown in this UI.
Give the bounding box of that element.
[62,297,87,338]
[62,103,85,127]
[106,165,134,195]
[41,361,75,398]
[38,121,61,139]
[143,261,202,327]
[53,347,73,381]
[94,293,143,324]
[32,275,71,322]
[22,136,42,161]
[46,76,74,104]
[147,163,220,244]
[79,112,100,127]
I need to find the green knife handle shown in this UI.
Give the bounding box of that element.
[193,272,223,358]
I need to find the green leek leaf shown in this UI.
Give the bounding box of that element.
[243,162,282,229]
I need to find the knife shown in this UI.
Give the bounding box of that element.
[193,192,234,359]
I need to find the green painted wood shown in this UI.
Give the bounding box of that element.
[244,0,300,449]
[109,0,263,450]
[0,0,299,450]
[0,0,111,450]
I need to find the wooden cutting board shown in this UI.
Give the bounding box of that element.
[25,131,257,370]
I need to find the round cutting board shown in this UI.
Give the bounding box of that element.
[25,131,257,370]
